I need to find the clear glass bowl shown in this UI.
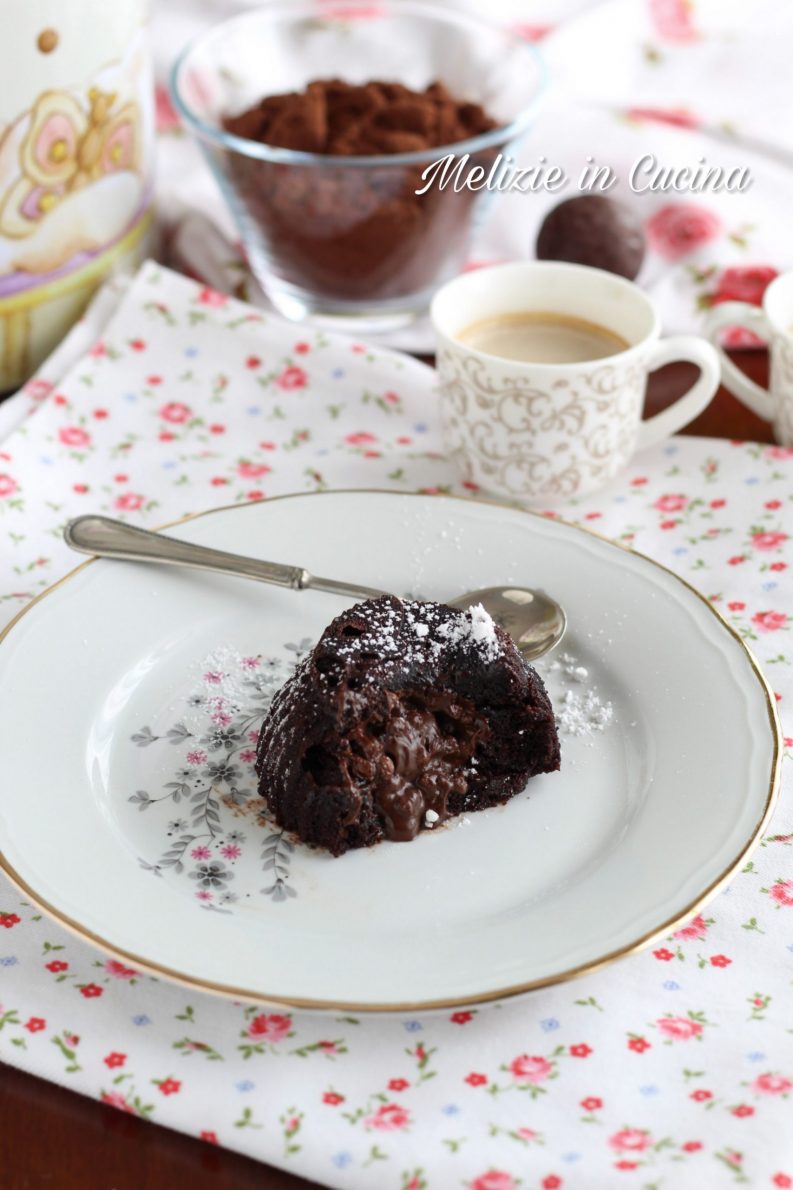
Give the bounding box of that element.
[171,1,545,332]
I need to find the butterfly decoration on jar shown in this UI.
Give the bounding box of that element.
[0,85,143,275]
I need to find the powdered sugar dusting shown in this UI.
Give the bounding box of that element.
[541,651,614,738]
[556,687,614,737]
[328,597,503,672]
[436,602,501,663]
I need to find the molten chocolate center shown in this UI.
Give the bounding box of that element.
[343,688,490,841]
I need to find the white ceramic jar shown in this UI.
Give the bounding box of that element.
[0,1,154,388]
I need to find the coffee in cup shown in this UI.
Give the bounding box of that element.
[457,312,629,364]
[431,261,721,503]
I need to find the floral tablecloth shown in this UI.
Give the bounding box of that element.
[1,261,793,1188]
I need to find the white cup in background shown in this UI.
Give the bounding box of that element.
[431,261,721,503]
[705,270,793,445]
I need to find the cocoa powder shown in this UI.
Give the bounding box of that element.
[221,79,500,303]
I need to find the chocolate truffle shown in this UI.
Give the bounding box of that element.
[256,596,560,856]
[536,195,646,280]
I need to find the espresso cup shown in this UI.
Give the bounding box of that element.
[431,261,721,502]
[705,271,793,445]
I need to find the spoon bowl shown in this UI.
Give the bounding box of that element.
[446,586,566,661]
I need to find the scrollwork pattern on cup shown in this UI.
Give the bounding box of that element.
[437,347,648,499]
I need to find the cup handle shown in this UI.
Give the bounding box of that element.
[636,335,722,451]
[703,301,775,421]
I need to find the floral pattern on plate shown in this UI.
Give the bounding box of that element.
[128,644,311,907]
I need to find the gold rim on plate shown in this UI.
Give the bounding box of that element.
[0,489,782,1012]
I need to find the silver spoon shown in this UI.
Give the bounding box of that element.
[64,515,566,661]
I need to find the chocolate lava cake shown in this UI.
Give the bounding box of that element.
[256,596,560,856]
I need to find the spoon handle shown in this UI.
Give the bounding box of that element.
[64,515,387,602]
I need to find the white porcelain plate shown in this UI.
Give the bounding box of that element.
[0,492,780,1011]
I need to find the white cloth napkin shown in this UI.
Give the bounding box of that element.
[0,261,792,1188]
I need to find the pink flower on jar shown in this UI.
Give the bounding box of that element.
[247,1012,292,1041]
[752,610,788,633]
[237,461,271,479]
[674,914,708,941]
[275,366,308,390]
[609,1128,651,1152]
[159,402,192,424]
[58,426,91,447]
[115,493,145,512]
[753,1073,792,1095]
[656,1016,703,1041]
[508,1054,553,1083]
[646,204,721,262]
[364,1103,411,1131]
[768,879,793,906]
[711,266,778,307]
[751,531,788,551]
[345,431,377,446]
[654,493,687,513]
[470,1174,520,1190]
[648,0,699,42]
[0,474,18,498]
[767,446,793,460]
